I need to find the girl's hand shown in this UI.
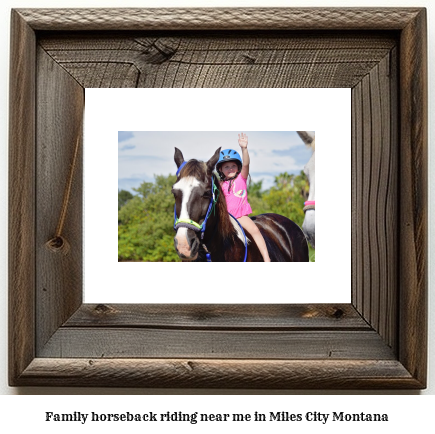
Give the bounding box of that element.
[238,133,250,179]
[238,133,248,148]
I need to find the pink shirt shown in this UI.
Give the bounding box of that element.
[221,174,253,218]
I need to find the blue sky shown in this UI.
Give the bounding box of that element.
[118,131,313,193]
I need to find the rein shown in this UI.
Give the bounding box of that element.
[303,200,315,212]
[228,212,248,262]
[173,161,248,262]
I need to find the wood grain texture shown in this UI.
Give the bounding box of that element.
[351,51,398,351]
[17,358,420,389]
[8,10,36,386]
[65,304,368,329]
[38,328,395,360]
[35,48,84,353]
[15,8,422,31]
[38,33,396,89]
[398,8,428,386]
[8,8,427,389]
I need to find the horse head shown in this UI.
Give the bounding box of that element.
[297,131,315,249]
[172,147,221,261]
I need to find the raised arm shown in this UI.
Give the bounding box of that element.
[238,133,250,179]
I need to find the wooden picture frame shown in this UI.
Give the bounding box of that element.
[9,8,427,389]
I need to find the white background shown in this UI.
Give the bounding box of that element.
[0,0,434,424]
[85,88,351,303]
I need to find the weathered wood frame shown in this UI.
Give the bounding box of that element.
[9,8,427,389]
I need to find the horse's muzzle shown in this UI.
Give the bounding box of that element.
[174,229,200,261]
[302,209,315,249]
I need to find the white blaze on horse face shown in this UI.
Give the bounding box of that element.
[303,150,315,248]
[174,176,201,221]
[173,176,201,257]
[304,151,315,202]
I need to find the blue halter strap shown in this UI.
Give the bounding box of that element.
[173,161,248,262]
[175,161,186,177]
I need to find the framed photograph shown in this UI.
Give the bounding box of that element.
[87,88,350,304]
[9,8,427,388]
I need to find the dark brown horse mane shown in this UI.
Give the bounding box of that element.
[214,178,237,241]
[179,159,237,242]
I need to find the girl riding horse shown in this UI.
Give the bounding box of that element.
[215,133,271,262]
[172,147,309,262]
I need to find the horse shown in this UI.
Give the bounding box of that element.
[172,147,309,262]
[297,131,315,249]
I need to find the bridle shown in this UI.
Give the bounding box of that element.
[173,161,247,262]
[303,200,315,212]
[173,161,219,240]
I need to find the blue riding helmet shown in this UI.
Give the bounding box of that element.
[216,149,242,169]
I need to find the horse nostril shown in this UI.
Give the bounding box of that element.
[191,237,199,252]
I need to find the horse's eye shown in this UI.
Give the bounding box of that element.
[202,192,211,199]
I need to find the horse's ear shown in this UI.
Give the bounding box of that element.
[174,147,185,169]
[206,147,221,175]
[296,131,315,148]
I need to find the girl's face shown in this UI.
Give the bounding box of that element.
[221,161,239,178]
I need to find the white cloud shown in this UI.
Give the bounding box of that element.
[118,131,311,191]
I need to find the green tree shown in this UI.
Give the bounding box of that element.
[118,174,181,262]
[118,171,314,262]
[118,189,133,210]
[261,171,309,228]
[249,172,314,262]
[247,178,264,198]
